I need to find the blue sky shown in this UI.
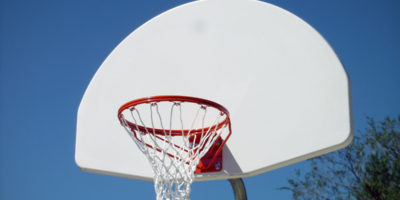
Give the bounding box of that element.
[0,0,399,199]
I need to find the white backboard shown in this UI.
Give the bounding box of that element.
[75,0,353,181]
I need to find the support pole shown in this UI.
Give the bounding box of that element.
[228,178,247,200]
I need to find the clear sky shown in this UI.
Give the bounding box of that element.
[0,0,399,199]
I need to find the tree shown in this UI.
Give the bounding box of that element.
[280,116,400,200]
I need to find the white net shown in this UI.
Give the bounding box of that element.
[118,99,231,200]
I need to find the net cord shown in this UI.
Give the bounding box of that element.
[120,101,228,200]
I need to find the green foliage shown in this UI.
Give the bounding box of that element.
[280,116,400,200]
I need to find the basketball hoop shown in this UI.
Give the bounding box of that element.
[118,95,232,199]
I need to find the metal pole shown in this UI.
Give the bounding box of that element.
[228,178,247,200]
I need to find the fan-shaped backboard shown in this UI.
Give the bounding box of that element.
[75,0,352,181]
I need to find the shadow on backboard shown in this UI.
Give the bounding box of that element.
[222,146,243,175]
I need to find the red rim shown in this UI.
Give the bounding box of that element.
[117,95,232,171]
[118,95,231,136]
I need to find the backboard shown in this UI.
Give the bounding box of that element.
[75,0,352,182]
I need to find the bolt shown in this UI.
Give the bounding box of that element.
[215,162,221,170]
